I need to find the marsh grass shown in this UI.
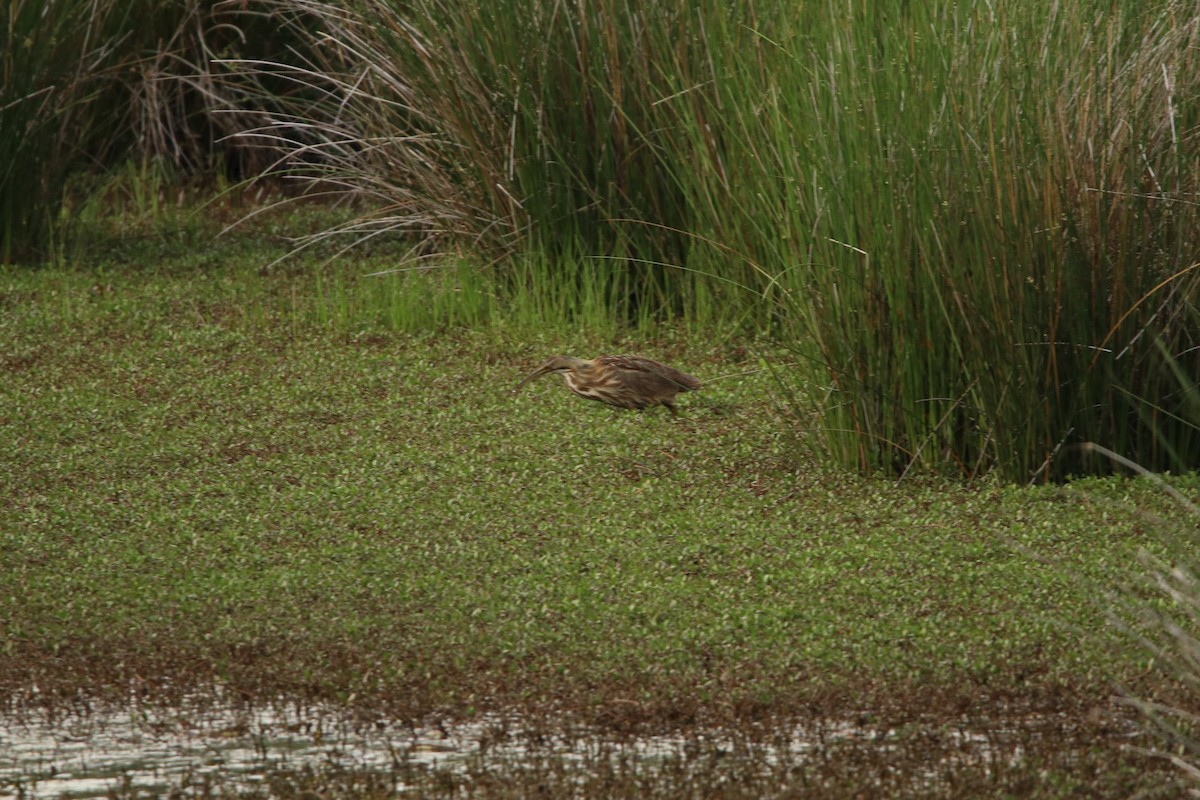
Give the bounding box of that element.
[234,0,1200,482]
[309,251,743,342]
[670,1,1200,480]
[234,0,709,262]
[1,0,319,263]
[0,0,125,263]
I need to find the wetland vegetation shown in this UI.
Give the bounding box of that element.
[1,213,1195,796]
[4,0,1200,795]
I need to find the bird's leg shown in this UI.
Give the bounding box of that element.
[664,402,679,417]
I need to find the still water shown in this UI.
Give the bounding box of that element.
[2,694,470,798]
[0,690,1135,799]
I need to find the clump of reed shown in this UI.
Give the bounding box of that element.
[227,0,736,318]
[244,0,1200,480]
[675,1,1200,480]
[1,0,308,262]
[1,0,117,262]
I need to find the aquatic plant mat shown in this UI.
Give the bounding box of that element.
[1,219,1195,796]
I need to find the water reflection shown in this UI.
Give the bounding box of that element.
[1,695,449,798]
[0,692,1146,799]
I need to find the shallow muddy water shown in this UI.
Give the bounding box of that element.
[0,691,1153,799]
[2,695,440,798]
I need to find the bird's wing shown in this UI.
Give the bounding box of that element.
[596,356,702,392]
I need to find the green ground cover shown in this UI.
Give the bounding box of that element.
[6,0,1200,791]
[0,219,1189,728]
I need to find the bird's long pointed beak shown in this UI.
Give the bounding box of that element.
[513,366,551,394]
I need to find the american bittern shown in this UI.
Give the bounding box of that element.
[514,355,702,416]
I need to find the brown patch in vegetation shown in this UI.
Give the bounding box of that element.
[1,347,45,374]
[0,633,1181,730]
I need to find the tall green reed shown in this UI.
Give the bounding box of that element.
[0,0,124,263]
[1,0,314,263]
[307,251,730,339]
[234,0,733,315]
[229,0,1200,479]
[668,0,1200,480]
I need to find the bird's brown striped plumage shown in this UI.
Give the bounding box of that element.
[514,355,701,415]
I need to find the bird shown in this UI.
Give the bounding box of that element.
[514,355,702,416]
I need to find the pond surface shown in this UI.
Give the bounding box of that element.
[0,691,1149,799]
[2,694,454,798]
